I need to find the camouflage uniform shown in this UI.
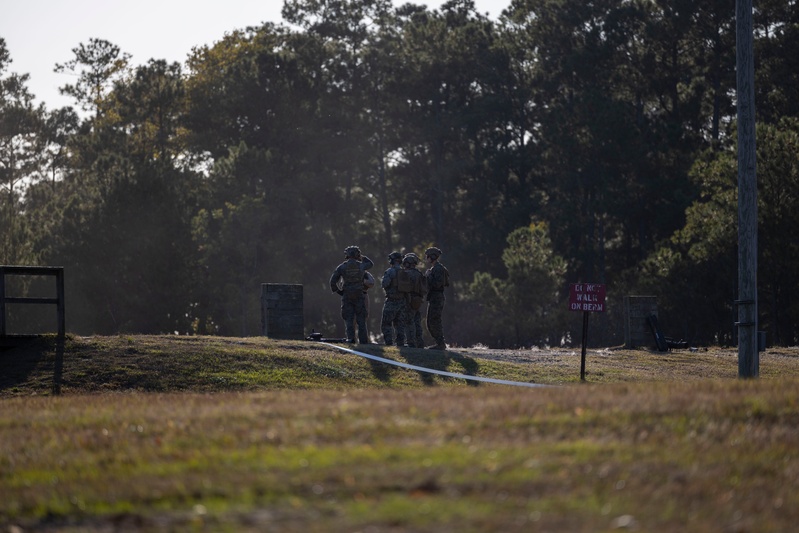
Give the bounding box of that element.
[406,303,424,348]
[400,253,426,348]
[424,248,449,349]
[330,246,374,343]
[362,271,376,338]
[380,252,406,346]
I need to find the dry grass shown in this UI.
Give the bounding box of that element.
[3,335,797,396]
[1,335,799,531]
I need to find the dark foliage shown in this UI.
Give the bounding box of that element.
[2,1,797,346]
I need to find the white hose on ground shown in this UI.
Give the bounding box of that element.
[323,342,553,388]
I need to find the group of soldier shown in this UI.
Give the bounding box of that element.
[329,245,450,350]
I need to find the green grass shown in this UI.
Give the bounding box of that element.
[2,335,799,531]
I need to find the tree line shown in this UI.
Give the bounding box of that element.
[2,0,798,347]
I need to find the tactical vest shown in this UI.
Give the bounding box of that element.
[397,269,413,293]
[343,260,363,292]
[427,263,449,291]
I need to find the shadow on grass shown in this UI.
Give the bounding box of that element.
[359,345,395,383]
[366,350,392,382]
[52,336,64,395]
[0,335,64,395]
[396,346,482,386]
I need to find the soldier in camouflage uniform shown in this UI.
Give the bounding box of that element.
[380,251,406,346]
[330,245,374,343]
[362,270,376,339]
[424,247,449,350]
[400,253,426,348]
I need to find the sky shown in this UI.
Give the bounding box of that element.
[1,0,509,112]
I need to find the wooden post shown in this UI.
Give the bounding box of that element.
[56,268,65,338]
[736,0,758,377]
[580,311,589,381]
[0,268,6,336]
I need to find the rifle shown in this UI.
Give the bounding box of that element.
[305,330,347,343]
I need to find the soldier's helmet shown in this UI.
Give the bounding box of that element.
[344,245,361,259]
[388,251,403,264]
[403,253,420,267]
[424,247,442,260]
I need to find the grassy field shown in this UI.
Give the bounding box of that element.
[2,335,799,531]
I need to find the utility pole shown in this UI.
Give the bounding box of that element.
[735,0,758,377]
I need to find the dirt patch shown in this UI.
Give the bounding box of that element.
[446,344,799,381]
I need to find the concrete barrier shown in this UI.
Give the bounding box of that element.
[624,296,658,349]
[261,283,304,340]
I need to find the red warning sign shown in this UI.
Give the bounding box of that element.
[569,283,606,312]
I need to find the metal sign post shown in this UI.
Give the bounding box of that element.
[569,283,607,381]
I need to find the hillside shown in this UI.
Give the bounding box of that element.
[2,334,799,396]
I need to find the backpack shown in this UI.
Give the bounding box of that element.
[406,268,425,310]
[397,269,413,293]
